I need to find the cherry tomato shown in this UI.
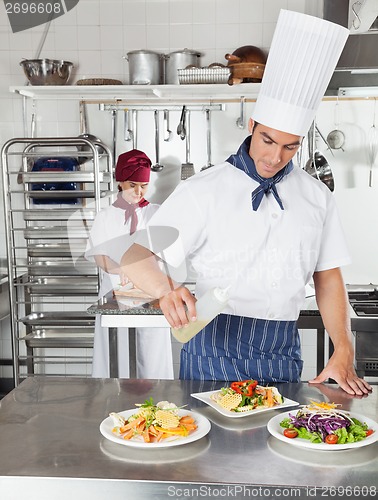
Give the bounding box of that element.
[325,434,338,444]
[283,428,298,439]
[366,429,374,437]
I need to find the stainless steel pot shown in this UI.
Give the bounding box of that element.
[164,48,202,84]
[124,50,163,85]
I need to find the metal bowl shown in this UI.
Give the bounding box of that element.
[20,58,73,86]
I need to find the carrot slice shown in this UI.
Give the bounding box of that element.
[123,429,135,440]
[181,423,197,431]
[142,427,150,443]
[266,388,274,408]
[119,415,145,433]
[180,416,195,425]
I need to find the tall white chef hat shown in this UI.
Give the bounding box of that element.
[252,10,349,137]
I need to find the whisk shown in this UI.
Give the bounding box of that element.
[368,98,378,187]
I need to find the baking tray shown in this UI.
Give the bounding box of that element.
[23,209,96,221]
[24,226,89,239]
[27,190,94,200]
[23,171,111,183]
[27,261,97,276]
[21,276,98,294]
[27,244,78,257]
[20,312,95,327]
[23,327,94,348]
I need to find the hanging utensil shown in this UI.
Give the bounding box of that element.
[151,110,164,172]
[77,101,106,165]
[368,98,378,187]
[111,108,117,164]
[201,109,213,170]
[177,105,186,140]
[304,121,335,192]
[181,109,195,180]
[236,96,245,129]
[124,109,132,142]
[327,100,345,152]
[132,109,138,149]
[163,109,172,141]
[315,124,334,157]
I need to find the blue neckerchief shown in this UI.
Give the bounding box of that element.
[226,136,294,211]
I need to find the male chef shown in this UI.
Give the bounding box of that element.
[119,10,372,396]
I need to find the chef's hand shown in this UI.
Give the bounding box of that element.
[119,273,130,287]
[309,348,372,396]
[308,383,369,410]
[159,286,197,329]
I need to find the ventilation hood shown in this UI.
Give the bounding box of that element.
[324,0,378,93]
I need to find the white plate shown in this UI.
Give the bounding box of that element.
[190,389,299,418]
[267,409,378,451]
[99,409,211,448]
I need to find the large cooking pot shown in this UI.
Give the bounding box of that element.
[164,48,202,84]
[124,50,163,85]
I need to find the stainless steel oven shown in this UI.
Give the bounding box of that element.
[348,285,378,377]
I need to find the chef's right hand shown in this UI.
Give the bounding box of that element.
[159,286,197,329]
[119,273,130,287]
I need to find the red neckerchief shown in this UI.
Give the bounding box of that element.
[112,192,149,234]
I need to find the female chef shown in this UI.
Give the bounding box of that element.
[85,149,174,379]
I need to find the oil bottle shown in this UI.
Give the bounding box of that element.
[171,286,230,343]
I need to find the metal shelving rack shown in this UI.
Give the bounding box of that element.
[1,137,113,386]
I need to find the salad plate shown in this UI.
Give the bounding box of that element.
[100,435,211,463]
[267,410,378,451]
[100,409,211,448]
[191,389,299,418]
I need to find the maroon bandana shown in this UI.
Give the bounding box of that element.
[112,193,149,234]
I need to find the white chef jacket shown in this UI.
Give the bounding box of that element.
[86,201,174,379]
[138,162,351,321]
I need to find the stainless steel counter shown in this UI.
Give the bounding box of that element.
[0,377,376,499]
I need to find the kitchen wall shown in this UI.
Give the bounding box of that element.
[0,0,377,382]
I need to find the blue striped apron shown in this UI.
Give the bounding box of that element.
[179,314,303,383]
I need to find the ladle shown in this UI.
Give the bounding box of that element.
[77,101,106,164]
[151,110,164,172]
[304,121,334,192]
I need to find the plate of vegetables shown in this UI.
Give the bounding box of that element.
[267,401,378,450]
[100,398,211,448]
[191,379,299,418]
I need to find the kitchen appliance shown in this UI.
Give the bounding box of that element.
[348,285,378,377]
[20,58,73,85]
[124,50,163,85]
[164,48,202,84]
[324,0,378,91]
